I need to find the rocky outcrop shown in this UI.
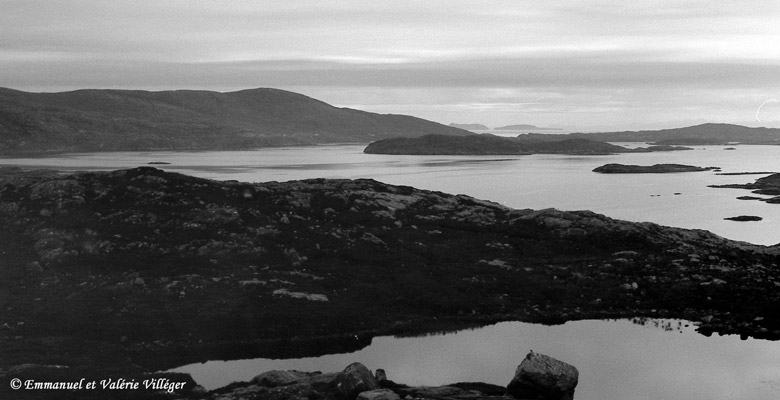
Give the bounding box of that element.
[331,362,381,399]
[251,370,318,387]
[2,166,780,386]
[189,353,574,400]
[507,351,579,400]
[204,363,379,400]
[357,389,401,400]
[593,163,718,173]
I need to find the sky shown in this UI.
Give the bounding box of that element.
[2,0,780,131]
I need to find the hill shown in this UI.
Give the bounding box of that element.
[552,123,780,145]
[0,87,471,154]
[363,134,691,155]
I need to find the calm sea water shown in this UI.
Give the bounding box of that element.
[2,143,779,245]
[3,144,780,398]
[171,319,780,400]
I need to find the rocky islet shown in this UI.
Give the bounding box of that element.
[710,172,780,203]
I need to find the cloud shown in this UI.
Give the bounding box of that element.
[1,1,779,129]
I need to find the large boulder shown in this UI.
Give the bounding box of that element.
[331,362,380,399]
[251,369,316,387]
[507,351,579,400]
[357,388,401,400]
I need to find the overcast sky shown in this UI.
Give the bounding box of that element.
[2,0,780,130]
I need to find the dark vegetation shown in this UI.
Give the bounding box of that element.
[0,166,779,397]
[0,87,470,154]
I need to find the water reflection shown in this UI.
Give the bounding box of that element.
[629,317,691,333]
[170,319,780,400]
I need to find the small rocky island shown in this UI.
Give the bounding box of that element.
[1,166,779,399]
[724,215,763,222]
[363,134,691,155]
[593,163,719,174]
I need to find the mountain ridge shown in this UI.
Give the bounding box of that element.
[0,87,471,154]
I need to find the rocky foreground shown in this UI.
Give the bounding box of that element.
[1,166,780,398]
[196,351,578,400]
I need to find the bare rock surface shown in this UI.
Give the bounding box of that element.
[507,351,579,400]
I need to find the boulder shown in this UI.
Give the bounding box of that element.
[374,368,387,382]
[357,388,401,400]
[507,351,579,400]
[251,369,315,387]
[331,362,380,399]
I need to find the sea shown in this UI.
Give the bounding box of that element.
[2,141,780,399]
[2,142,779,245]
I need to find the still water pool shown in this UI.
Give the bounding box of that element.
[171,319,780,400]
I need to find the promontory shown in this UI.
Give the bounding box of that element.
[363,134,691,155]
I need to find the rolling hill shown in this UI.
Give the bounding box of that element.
[0,87,471,154]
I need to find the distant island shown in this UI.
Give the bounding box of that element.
[449,123,490,131]
[495,124,561,131]
[0,87,470,155]
[521,123,780,145]
[710,173,780,204]
[593,163,719,174]
[364,134,692,155]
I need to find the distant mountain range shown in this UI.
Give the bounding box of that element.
[528,123,780,145]
[448,123,560,131]
[494,124,560,131]
[0,87,470,154]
